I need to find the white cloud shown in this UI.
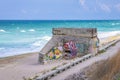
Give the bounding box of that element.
[115,3,120,11]
[79,0,89,10]
[79,0,85,6]
[100,4,111,12]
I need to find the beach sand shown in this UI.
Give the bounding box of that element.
[0,34,120,80]
[0,52,72,80]
[100,34,120,46]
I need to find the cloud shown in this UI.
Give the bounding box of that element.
[115,3,120,11]
[100,4,111,12]
[79,0,89,10]
[79,0,85,6]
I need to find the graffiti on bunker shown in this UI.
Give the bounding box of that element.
[47,47,63,59]
[45,36,99,60]
[42,28,99,60]
[46,38,94,60]
[63,40,77,59]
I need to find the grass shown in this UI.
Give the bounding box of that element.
[111,43,116,46]
[116,77,120,80]
[23,75,39,80]
[89,49,120,80]
[41,70,49,75]
[114,73,120,80]
[98,49,106,54]
[117,77,120,80]
[51,66,57,70]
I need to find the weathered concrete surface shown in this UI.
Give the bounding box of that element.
[40,28,98,55]
[39,28,99,63]
[52,28,97,37]
[50,41,120,80]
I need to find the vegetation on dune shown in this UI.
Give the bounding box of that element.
[98,49,106,54]
[89,49,120,80]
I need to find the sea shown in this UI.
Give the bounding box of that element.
[0,20,120,58]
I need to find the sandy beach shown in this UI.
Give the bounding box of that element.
[100,34,120,47]
[0,34,120,80]
[0,52,73,80]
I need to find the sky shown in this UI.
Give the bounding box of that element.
[0,0,120,20]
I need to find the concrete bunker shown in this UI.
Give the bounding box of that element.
[39,28,99,64]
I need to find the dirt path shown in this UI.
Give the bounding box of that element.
[50,41,120,80]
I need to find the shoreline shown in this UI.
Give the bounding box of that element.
[0,34,120,65]
[0,51,39,59]
[0,52,39,66]
[1,34,120,59]
[0,33,120,58]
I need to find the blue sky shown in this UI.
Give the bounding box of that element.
[0,0,120,20]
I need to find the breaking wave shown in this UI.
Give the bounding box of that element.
[0,29,6,32]
[32,36,51,47]
[98,31,120,39]
[0,47,5,50]
[112,23,120,25]
[28,29,35,32]
[20,30,26,32]
[42,36,51,41]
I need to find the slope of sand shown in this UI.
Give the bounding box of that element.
[0,52,71,80]
[0,34,120,80]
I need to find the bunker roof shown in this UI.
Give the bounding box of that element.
[52,28,97,38]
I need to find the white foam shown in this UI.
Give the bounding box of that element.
[20,30,26,32]
[28,29,35,32]
[32,41,42,46]
[42,36,51,41]
[0,48,5,50]
[32,36,51,47]
[112,23,120,25]
[112,23,116,25]
[98,31,120,39]
[0,29,6,32]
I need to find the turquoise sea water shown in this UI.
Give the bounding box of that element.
[0,20,120,57]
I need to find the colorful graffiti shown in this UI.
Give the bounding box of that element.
[39,28,99,63]
[47,47,63,59]
[46,37,99,60]
[63,40,77,58]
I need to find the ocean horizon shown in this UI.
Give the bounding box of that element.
[0,20,120,57]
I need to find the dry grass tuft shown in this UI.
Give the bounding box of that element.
[89,49,120,80]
